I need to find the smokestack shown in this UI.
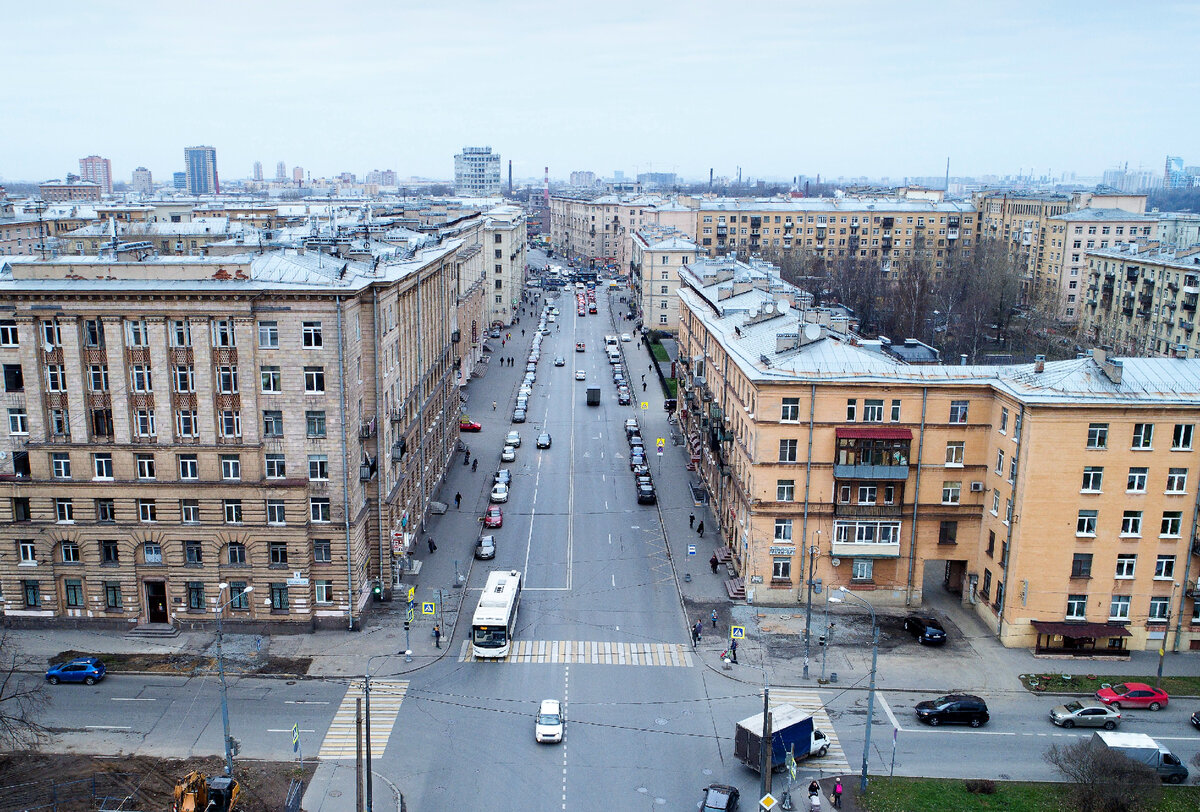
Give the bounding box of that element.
[543,166,549,207]
[508,160,512,196]
[709,168,713,189]
[944,157,950,192]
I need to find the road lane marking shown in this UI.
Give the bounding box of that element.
[112,697,156,702]
[284,700,330,705]
[459,640,693,666]
[86,725,132,730]
[877,692,902,731]
[317,680,409,760]
[269,728,317,733]
[766,688,851,772]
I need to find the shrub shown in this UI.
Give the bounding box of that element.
[964,779,997,795]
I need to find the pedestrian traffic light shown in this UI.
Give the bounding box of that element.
[372,580,382,601]
[403,620,410,631]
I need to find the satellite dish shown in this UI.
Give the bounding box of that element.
[831,558,841,567]
[803,323,822,342]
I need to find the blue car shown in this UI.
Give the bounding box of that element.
[45,657,106,685]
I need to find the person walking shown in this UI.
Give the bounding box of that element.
[455,492,462,509]
[709,552,719,574]
[696,520,705,538]
[642,381,647,393]
[472,459,478,472]
[711,609,718,628]
[432,625,441,649]
[729,637,738,663]
[492,400,497,411]
[689,513,695,529]
[832,778,843,808]
[427,537,437,554]
[692,620,703,647]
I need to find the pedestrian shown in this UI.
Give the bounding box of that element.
[808,781,820,807]
[521,329,525,337]
[455,492,462,509]
[710,553,719,574]
[432,625,441,649]
[729,637,738,663]
[427,537,437,553]
[472,459,478,472]
[696,520,705,538]
[642,381,647,393]
[692,620,702,646]
[492,400,497,411]
[833,778,843,808]
[641,374,646,383]
[711,609,718,628]
[501,339,505,347]
[689,513,695,529]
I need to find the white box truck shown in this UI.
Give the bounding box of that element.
[1091,731,1189,784]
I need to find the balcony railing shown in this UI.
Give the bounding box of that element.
[833,502,904,518]
[831,539,901,559]
[833,463,910,480]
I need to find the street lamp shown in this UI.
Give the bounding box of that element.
[802,531,820,680]
[829,586,878,794]
[363,653,395,812]
[214,582,253,777]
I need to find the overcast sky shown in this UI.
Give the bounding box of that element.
[2,1,1197,185]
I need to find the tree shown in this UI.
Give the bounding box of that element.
[827,254,884,333]
[1044,738,1161,812]
[0,631,50,751]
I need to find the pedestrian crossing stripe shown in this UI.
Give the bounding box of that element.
[457,639,694,667]
[764,688,852,773]
[317,679,409,760]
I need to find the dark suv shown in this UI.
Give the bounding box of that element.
[914,694,989,727]
[903,615,947,645]
[700,783,739,811]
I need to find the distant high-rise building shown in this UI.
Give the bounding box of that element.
[173,172,187,190]
[636,171,677,188]
[569,171,596,187]
[276,161,287,182]
[1164,155,1195,189]
[183,145,219,194]
[454,146,502,196]
[131,167,154,195]
[78,155,113,194]
[293,166,304,184]
[366,169,398,186]
[253,161,263,181]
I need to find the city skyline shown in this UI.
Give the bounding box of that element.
[1,1,1197,185]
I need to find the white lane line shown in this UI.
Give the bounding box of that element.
[612,574,615,587]
[268,728,317,733]
[86,725,131,730]
[877,692,902,732]
[112,697,156,702]
[284,700,330,705]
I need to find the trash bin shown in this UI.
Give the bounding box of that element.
[684,573,692,582]
[830,672,838,684]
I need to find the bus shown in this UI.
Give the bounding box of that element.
[471,569,522,658]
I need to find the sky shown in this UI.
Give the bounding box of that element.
[2,0,1198,185]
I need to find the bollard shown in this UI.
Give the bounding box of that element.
[684,573,692,583]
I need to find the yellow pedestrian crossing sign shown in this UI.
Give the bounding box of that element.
[640,401,649,410]
[422,601,435,615]
[730,626,745,639]
[656,437,665,448]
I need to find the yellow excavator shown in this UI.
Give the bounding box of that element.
[172,770,240,812]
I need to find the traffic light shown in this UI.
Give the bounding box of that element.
[403,620,410,631]
[372,580,382,601]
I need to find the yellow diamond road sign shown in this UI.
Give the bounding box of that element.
[759,793,778,810]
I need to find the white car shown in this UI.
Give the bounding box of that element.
[621,333,632,342]
[501,445,517,462]
[535,699,564,744]
[575,369,586,381]
[490,483,509,503]
[505,430,521,447]
[548,314,556,323]
[518,384,533,397]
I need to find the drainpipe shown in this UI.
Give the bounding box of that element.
[373,286,386,595]
[905,388,928,605]
[799,383,816,605]
[996,403,1025,642]
[337,296,355,631]
[1173,481,1200,652]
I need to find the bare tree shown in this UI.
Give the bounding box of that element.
[0,631,51,751]
[1044,738,1161,812]
[883,236,936,342]
[827,254,884,332]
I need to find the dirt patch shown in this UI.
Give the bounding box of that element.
[0,752,313,812]
[54,650,312,677]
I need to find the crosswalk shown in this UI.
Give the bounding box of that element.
[457,639,694,666]
[766,688,852,773]
[317,679,410,760]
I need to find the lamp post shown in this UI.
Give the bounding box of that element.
[363,653,393,812]
[820,584,835,683]
[1156,582,1180,688]
[830,586,878,794]
[214,582,253,777]
[802,531,820,680]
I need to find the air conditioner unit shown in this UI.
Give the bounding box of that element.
[969,481,985,492]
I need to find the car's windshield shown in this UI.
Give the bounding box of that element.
[1063,701,1083,712]
[473,627,507,647]
[1112,683,1130,695]
[537,713,560,726]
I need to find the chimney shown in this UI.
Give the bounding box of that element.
[1034,354,1045,373]
[1102,358,1123,385]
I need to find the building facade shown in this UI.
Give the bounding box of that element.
[481,205,526,326]
[79,156,113,195]
[184,146,220,195]
[39,181,102,203]
[630,226,699,333]
[453,147,502,197]
[131,167,154,196]
[549,194,693,270]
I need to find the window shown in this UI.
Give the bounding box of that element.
[212,320,236,347]
[308,455,329,481]
[1013,412,1022,439]
[938,521,957,545]
[188,582,205,611]
[991,489,1000,514]
[1127,467,1148,493]
[269,542,289,565]
[260,366,281,392]
[227,543,246,565]
[216,365,239,394]
[1148,597,1170,622]
[1166,468,1188,493]
[985,530,996,557]
[994,449,1003,474]
[776,480,795,502]
[890,399,901,422]
[1115,554,1136,579]
[774,519,793,540]
[131,365,153,393]
[138,500,157,522]
[170,319,191,347]
[220,455,241,481]
[778,439,797,463]
[23,581,40,608]
[224,500,243,524]
[845,399,856,421]
[1087,423,1108,449]
[1071,553,1093,578]
[1081,467,1103,492]
[173,365,195,392]
[263,410,283,437]
[266,499,286,525]
[219,410,241,438]
[258,321,279,348]
[862,399,884,422]
[1161,511,1182,537]
[313,538,332,563]
[144,543,163,565]
[96,499,115,522]
[177,454,198,480]
[4,363,26,393]
[46,365,67,392]
[105,583,122,610]
[135,410,156,437]
[52,452,72,479]
[302,321,323,348]
[0,320,18,346]
[1132,423,1154,449]
[941,481,961,504]
[229,581,250,609]
[1172,423,1194,450]
[1009,455,1017,482]
[304,367,325,393]
[8,407,28,434]
[134,454,155,480]
[270,583,289,611]
[184,540,203,565]
[18,540,37,564]
[41,319,61,347]
[1155,555,1176,580]
[61,540,79,563]
[63,579,84,608]
[1120,510,1142,536]
[265,454,286,479]
[851,485,874,505]
[310,498,331,523]
[315,580,334,603]
[1066,594,1087,620]
[176,410,198,437]
[949,400,968,423]
[980,569,992,599]
[945,442,964,466]
[180,499,199,523]
[772,558,792,581]
[88,365,109,391]
[851,559,873,582]
[125,320,148,347]
[1076,510,1097,536]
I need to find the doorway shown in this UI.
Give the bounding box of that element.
[145,581,168,623]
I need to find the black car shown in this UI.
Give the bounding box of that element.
[914,694,989,727]
[903,615,947,645]
[700,783,739,811]
[636,484,657,504]
[1191,710,1200,730]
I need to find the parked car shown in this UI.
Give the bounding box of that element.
[617,390,632,405]
[512,409,526,423]
[490,484,509,503]
[536,432,552,449]
[535,699,564,744]
[482,506,503,528]
[501,445,517,462]
[45,657,106,685]
[914,694,989,727]
[505,430,521,447]
[621,333,632,342]
[575,370,587,381]
[1191,710,1200,729]
[700,783,739,812]
[624,418,639,436]
[1095,682,1169,710]
[1050,699,1121,729]
[493,469,512,486]
[903,615,947,645]
[636,484,657,504]
[459,420,482,432]
[629,452,646,470]
[475,535,496,560]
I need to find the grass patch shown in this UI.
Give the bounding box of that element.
[1018,672,1200,696]
[54,650,311,676]
[665,378,678,397]
[858,777,1200,812]
[650,342,670,363]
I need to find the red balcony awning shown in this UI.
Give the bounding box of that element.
[1031,620,1130,638]
[835,427,913,440]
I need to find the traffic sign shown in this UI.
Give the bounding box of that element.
[406,606,415,622]
[687,545,696,556]
[292,723,300,751]
[640,401,649,410]
[759,793,777,810]
[656,437,665,448]
[407,586,416,604]
[730,625,745,639]
[421,601,435,615]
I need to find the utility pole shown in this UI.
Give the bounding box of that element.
[363,676,373,811]
[355,697,363,812]
[802,533,819,680]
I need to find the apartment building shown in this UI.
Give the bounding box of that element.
[1039,209,1158,323]
[0,199,51,256]
[39,180,102,203]
[62,218,250,256]
[1079,245,1200,359]
[1157,213,1200,252]
[676,266,1200,651]
[438,215,488,382]
[549,194,693,270]
[79,156,113,195]
[453,147,501,197]
[482,205,526,326]
[0,242,463,630]
[630,226,699,333]
[184,146,220,195]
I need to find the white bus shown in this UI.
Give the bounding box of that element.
[471,569,522,658]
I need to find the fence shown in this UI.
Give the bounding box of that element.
[0,773,145,812]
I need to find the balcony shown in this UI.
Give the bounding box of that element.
[1180,319,1194,332]
[359,416,377,439]
[947,228,959,240]
[1183,296,1197,312]
[833,502,904,518]
[834,428,912,480]
[831,538,901,559]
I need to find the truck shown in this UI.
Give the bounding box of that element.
[586,387,601,406]
[1091,731,1189,783]
[733,703,829,773]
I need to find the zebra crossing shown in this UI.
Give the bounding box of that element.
[765,688,851,772]
[317,679,410,760]
[457,639,694,666]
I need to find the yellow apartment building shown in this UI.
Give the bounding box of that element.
[630,226,700,334]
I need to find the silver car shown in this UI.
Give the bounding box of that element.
[1050,699,1121,729]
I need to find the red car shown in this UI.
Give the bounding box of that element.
[482,506,503,528]
[1094,682,1168,710]
[460,420,482,432]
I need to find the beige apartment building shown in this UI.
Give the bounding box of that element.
[1079,245,1200,359]
[549,194,694,271]
[0,199,50,257]
[0,243,463,630]
[482,205,527,326]
[630,226,700,334]
[677,264,1200,651]
[63,218,250,257]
